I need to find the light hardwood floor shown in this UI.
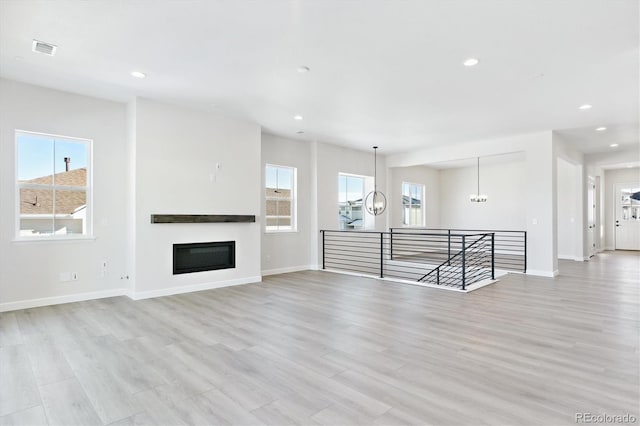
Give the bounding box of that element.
[1,251,638,425]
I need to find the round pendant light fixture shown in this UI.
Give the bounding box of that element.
[365,146,387,216]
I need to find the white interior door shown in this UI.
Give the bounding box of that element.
[587,179,596,256]
[615,183,640,250]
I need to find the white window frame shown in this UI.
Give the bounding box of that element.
[265,164,297,233]
[402,182,425,227]
[14,130,94,241]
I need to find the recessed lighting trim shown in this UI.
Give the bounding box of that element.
[595,127,607,131]
[578,104,592,110]
[463,58,479,67]
[130,71,146,79]
[293,115,303,120]
[610,143,619,148]
[297,66,310,73]
[627,165,633,168]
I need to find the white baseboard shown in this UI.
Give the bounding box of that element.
[261,265,313,276]
[526,269,559,277]
[558,255,585,262]
[0,288,129,313]
[129,276,262,300]
[604,246,615,251]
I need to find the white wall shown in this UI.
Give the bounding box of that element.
[438,160,526,231]
[553,132,586,260]
[604,167,640,250]
[0,79,129,310]
[557,158,584,260]
[388,166,439,229]
[131,98,262,298]
[261,133,312,274]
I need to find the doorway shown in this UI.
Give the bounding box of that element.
[614,183,640,250]
[587,177,596,257]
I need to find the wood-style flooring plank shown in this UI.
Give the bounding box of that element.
[39,378,101,426]
[0,406,48,426]
[0,345,41,417]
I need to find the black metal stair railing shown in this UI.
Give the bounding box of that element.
[417,233,495,290]
[320,229,500,290]
[390,228,526,273]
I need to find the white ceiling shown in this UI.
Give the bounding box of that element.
[427,152,526,170]
[0,0,638,155]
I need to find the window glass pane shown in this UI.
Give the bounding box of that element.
[413,208,422,225]
[402,183,409,197]
[54,139,88,186]
[278,200,291,216]
[20,187,54,236]
[18,134,54,184]
[266,217,278,227]
[346,176,363,202]
[278,217,292,227]
[338,175,347,203]
[53,189,87,235]
[266,199,277,216]
[265,166,277,193]
[277,167,293,191]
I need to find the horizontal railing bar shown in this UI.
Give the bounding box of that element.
[325,256,380,265]
[390,228,525,234]
[325,253,381,262]
[323,230,493,238]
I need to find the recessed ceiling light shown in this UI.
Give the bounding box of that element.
[130,71,146,79]
[578,104,592,110]
[595,127,607,131]
[14,56,23,61]
[627,165,633,168]
[293,115,303,120]
[296,130,304,134]
[610,143,619,148]
[297,66,310,73]
[463,58,479,67]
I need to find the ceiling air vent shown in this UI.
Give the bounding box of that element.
[32,39,57,56]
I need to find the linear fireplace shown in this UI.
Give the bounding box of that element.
[173,241,235,275]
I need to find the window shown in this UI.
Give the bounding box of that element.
[338,173,375,230]
[16,131,92,239]
[402,182,425,227]
[265,164,296,232]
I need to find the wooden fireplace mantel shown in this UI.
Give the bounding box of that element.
[150,214,256,224]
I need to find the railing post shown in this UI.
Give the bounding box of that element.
[491,233,495,280]
[380,232,384,278]
[390,229,394,260]
[437,267,440,286]
[447,229,451,265]
[523,231,527,273]
[461,235,466,290]
[321,230,325,270]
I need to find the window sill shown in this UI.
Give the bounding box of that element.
[264,230,299,234]
[12,235,97,243]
